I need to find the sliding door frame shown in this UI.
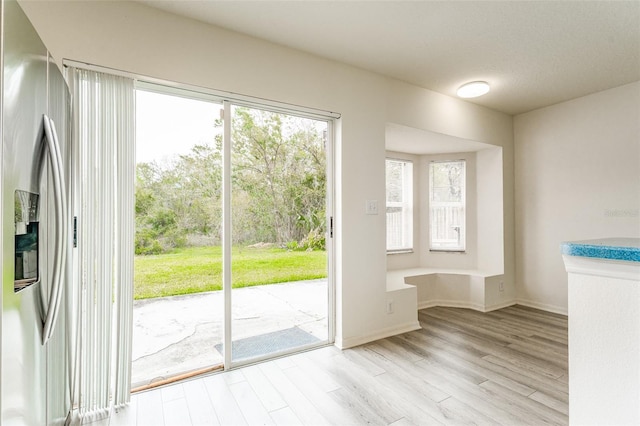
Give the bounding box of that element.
[133,78,337,371]
[222,100,233,368]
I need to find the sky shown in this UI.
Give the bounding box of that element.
[135,90,221,165]
[135,89,328,167]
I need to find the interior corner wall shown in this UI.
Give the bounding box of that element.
[514,81,640,314]
[20,0,514,346]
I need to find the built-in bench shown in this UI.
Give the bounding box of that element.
[386,268,512,313]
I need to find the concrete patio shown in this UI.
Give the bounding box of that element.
[131,279,328,389]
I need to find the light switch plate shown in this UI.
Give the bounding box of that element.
[366,200,378,215]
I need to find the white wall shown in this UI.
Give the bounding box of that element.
[20,0,514,346]
[514,81,640,314]
[477,147,504,274]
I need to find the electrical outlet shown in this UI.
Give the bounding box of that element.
[386,300,394,314]
[499,281,504,292]
[366,200,378,215]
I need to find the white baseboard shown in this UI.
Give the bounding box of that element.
[515,298,568,316]
[418,299,516,312]
[417,299,485,312]
[484,300,517,312]
[336,321,421,349]
[419,298,551,313]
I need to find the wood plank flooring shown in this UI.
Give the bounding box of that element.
[100,305,568,425]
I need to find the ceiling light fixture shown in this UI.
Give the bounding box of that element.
[457,81,490,98]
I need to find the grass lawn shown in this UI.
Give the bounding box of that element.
[134,245,327,300]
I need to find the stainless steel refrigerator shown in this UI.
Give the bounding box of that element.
[1,0,72,424]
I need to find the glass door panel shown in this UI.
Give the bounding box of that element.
[229,105,330,364]
[132,89,224,389]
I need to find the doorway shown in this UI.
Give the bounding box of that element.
[132,86,334,389]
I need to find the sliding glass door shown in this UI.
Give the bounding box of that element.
[133,85,334,387]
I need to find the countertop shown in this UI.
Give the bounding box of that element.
[561,238,640,263]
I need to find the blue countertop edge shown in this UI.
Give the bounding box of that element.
[561,238,640,263]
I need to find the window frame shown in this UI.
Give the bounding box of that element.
[385,158,414,254]
[429,159,466,252]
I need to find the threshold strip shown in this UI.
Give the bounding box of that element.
[131,363,224,393]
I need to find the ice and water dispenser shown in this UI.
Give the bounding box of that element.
[14,190,40,292]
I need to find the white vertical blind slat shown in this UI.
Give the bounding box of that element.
[114,76,135,406]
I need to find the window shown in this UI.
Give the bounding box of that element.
[386,159,413,252]
[429,160,466,251]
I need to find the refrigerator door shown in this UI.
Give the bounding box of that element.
[45,56,72,426]
[1,1,70,424]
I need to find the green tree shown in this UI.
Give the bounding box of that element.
[231,107,326,247]
[134,141,223,253]
[134,108,327,254]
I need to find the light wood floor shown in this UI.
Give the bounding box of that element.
[104,305,568,425]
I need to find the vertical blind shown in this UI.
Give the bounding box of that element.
[67,67,135,421]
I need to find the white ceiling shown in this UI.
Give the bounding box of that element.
[138,0,640,116]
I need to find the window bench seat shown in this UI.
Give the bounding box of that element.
[386,268,512,312]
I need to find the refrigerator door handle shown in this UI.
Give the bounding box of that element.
[40,114,68,345]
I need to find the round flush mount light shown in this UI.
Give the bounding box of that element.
[456,81,490,98]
